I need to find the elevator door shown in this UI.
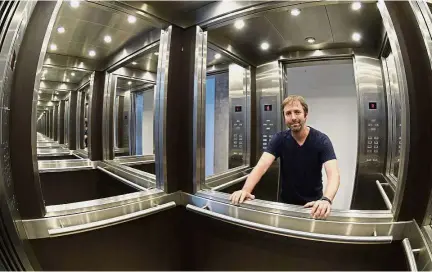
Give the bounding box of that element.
[133,88,154,155]
[285,60,358,209]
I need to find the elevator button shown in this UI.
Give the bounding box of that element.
[374,150,378,153]
[374,137,379,140]
[370,128,376,131]
[368,136,372,140]
[374,141,378,144]
[368,141,372,144]
[266,128,270,130]
[367,145,372,148]
[367,150,372,153]
[263,135,267,138]
[374,145,378,149]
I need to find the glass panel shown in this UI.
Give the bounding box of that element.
[204,47,249,179]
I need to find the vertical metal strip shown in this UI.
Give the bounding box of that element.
[155,26,172,191]
[378,1,411,220]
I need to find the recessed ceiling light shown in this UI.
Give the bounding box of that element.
[154,52,159,56]
[291,8,301,16]
[70,1,80,8]
[260,42,270,50]
[55,92,58,95]
[352,32,362,42]
[66,79,70,82]
[89,50,96,57]
[128,81,132,85]
[50,44,57,51]
[71,72,75,76]
[128,15,136,24]
[104,35,112,43]
[351,2,362,11]
[215,53,221,59]
[132,61,137,65]
[305,37,316,44]
[57,26,65,34]
[234,20,245,30]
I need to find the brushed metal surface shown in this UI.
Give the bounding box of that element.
[196,190,393,223]
[48,201,176,236]
[187,204,393,244]
[22,192,181,239]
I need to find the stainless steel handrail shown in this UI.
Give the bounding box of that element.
[48,202,176,236]
[375,180,393,210]
[97,166,148,191]
[402,238,418,271]
[186,204,393,244]
[211,175,249,191]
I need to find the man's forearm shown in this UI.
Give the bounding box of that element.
[242,167,266,193]
[323,175,340,201]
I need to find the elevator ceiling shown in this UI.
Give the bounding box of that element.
[208,2,383,65]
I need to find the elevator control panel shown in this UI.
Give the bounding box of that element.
[260,96,278,152]
[230,98,246,168]
[363,97,385,169]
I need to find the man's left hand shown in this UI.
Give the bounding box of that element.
[304,200,331,219]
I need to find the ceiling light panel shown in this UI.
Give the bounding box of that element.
[260,42,270,50]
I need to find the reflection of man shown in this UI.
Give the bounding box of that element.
[230,95,340,219]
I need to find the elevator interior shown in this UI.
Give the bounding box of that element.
[32,1,163,214]
[195,1,405,213]
[4,1,432,271]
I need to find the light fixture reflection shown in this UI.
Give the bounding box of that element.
[234,20,245,29]
[70,1,80,8]
[132,62,137,65]
[104,35,112,43]
[57,27,65,34]
[128,81,132,85]
[352,32,361,42]
[215,53,221,59]
[305,37,316,44]
[351,2,362,11]
[50,44,57,51]
[89,50,96,57]
[128,15,136,24]
[291,8,301,16]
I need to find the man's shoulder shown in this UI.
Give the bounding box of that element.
[310,127,331,143]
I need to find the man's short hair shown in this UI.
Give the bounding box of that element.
[282,95,309,115]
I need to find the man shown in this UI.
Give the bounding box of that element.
[230,95,340,219]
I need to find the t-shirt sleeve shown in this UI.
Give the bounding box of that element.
[265,132,283,159]
[320,135,337,164]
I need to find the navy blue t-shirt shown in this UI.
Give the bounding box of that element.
[265,127,336,205]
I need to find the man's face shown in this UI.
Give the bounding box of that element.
[283,100,307,132]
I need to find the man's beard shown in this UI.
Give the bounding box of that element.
[289,122,303,132]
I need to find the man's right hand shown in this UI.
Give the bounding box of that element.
[230,190,255,205]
